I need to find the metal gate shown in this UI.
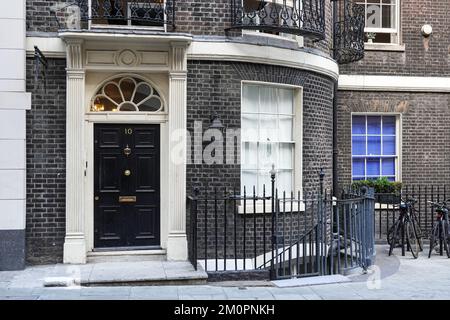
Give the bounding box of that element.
[268,186,375,280]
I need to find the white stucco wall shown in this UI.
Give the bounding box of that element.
[0,0,30,231]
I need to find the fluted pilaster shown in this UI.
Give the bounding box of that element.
[63,39,86,264]
[167,43,189,260]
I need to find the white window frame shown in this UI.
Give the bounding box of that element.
[239,80,303,214]
[351,113,402,182]
[88,0,167,32]
[356,0,401,47]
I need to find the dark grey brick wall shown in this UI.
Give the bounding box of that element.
[26,0,67,33]
[341,1,450,76]
[336,90,450,189]
[26,58,67,265]
[176,0,231,36]
[187,61,334,259]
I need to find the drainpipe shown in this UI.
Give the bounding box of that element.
[332,0,339,196]
[332,80,338,196]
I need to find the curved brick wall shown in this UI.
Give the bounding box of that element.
[187,61,334,195]
[186,61,334,259]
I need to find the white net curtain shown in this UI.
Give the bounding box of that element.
[241,84,295,196]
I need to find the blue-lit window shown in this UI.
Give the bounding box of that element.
[352,115,398,181]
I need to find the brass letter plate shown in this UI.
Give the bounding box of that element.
[119,196,137,203]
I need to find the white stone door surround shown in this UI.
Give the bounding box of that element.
[60,32,192,264]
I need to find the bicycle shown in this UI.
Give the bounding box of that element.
[388,197,423,258]
[428,200,450,258]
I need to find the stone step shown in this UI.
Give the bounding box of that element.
[87,250,167,263]
[43,261,208,287]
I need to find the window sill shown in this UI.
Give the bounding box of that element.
[236,196,339,214]
[237,201,305,214]
[364,43,405,52]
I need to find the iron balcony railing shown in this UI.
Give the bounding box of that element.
[333,0,365,64]
[66,0,176,31]
[228,0,326,40]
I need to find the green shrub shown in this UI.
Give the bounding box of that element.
[351,177,402,194]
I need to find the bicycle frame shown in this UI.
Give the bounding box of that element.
[388,198,422,257]
[428,200,450,258]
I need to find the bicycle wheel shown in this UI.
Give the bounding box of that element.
[411,213,424,251]
[389,220,401,256]
[387,224,395,245]
[406,221,419,259]
[444,218,450,259]
[428,222,440,258]
[442,220,450,258]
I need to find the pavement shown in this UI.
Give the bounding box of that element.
[1,245,450,300]
[0,260,208,288]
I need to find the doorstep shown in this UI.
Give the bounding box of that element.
[87,249,167,263]
[43,260,208,287]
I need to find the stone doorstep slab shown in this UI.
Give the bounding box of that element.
[271,275,351,288]
[44,275,208,287]
[43,262,208,287]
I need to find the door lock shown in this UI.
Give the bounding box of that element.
[124,170,131,176]
[94,196,100,201]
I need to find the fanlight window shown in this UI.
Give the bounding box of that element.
[91,77,164,112]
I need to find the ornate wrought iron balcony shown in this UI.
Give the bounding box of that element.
[65,0,176,31]
[228,0,326,40]
[333,0,365,64]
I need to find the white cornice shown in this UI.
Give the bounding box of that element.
[59,31,193,46]
[339,75,450,93]
[187,41,339,80]
[26,36,338,79]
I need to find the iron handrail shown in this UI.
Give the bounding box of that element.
[257,224,318,270]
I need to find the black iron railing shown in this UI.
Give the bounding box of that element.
[333,0,365,64]
[338,188,376,272]
[187,173,376,280]
[59,0,176,30]
[228,0,326,40]
[187,189,199,271]
[369,185,450,244]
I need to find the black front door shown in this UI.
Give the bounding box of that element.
[94,124,160,248]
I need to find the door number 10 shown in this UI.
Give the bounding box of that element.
[124,128,133,135]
